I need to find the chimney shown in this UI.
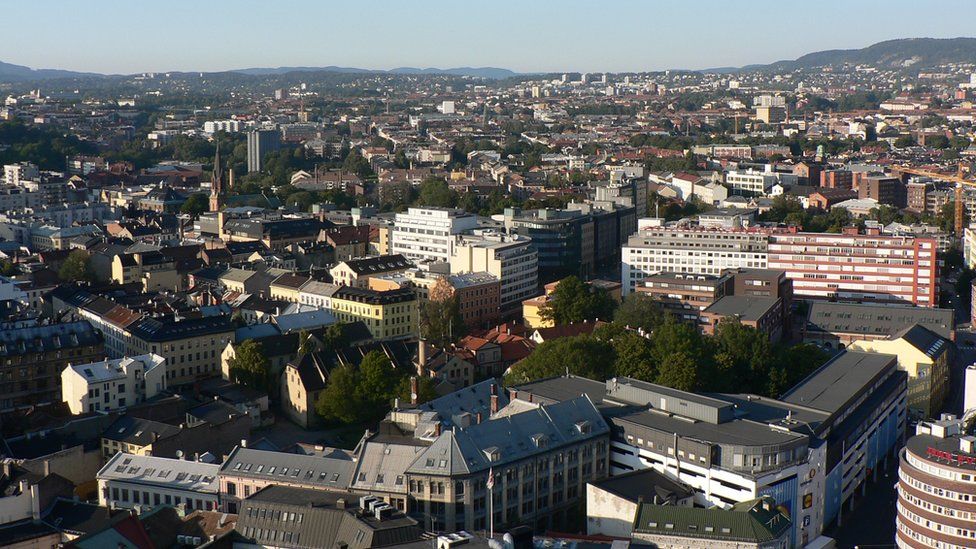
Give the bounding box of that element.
[43,460,50,477]
[490,384,499,414]
[410,376,418,405]
[418,340,427,370]
[476,412,483,424]
[434,422,442,436]
[527,393,533,403]
[240,438,248,448]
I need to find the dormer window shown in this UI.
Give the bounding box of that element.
[483,446,500,462]
[575,421,591,435]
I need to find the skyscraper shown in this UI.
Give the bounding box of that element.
[246,128,281,173]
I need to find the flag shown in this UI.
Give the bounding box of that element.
[486,467,494,490]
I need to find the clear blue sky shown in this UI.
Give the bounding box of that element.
[7,0,975,74]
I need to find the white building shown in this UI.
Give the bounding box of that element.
[3,162,39,186]
[391,207,479,263]
[965,365,976,414]
[964,225,976,270]
[621,225,769,295]
[450,232,539,313]
[203,120,244,134]
[725,167,796,197]
[297,280,340,310]
[61,354,166,414]
[437,101,455,115]
[97,452,220,513]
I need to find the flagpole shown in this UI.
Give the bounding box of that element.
[488,468,494,539]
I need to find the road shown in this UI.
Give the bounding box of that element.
[825,456,899,548]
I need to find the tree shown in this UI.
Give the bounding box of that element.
[655,351,700,392]
[0,260,18,277]
[894,135,917,149]
[315,364,365,424]
[396,375,438,406]
[419,297,464,347]
[356,351,400,419]
[613,293,665,332]
[416,177,457,208]
[711,319,773,394]
[180,193,209,217]
[505,335,615,385]
[59,250,93,282]
[608,331,657,382]
[227,340,271,391]
[540,276,617,325]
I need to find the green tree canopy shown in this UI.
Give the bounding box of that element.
[613,293,665,332]
[59,250,94,283]
[227,340,271,391]
[541,276,617,325]
[416,177,458,208]
[505,335,615,385]
[181,193,209,217]
[419,296,465,347]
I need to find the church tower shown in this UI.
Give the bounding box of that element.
[210,142,222,212]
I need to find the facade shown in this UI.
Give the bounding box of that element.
[246,129,281,173]
[97,452,220,513]
[61,353,167,414]
[391,207,479,263]
[820,169,854,190]
[700,295,784,341]
[766,229,939,307]
[330,286,418,340]
[0,320,104,410]
[849,324,952,420]
[896,416,976,549]
[450,232,539,316]
[803,301,954,349]
[634,272,733,322]
[111,251,181,292]
[126,315,236,386]
[621,227,770,295]
[859,174,907,208]
[280,352,330,429]
[585,468,694,537]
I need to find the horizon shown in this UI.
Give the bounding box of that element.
[4,0,975,74]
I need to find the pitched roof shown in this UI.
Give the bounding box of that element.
[633,496,791,543]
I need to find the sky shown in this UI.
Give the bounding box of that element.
[5,0,975,74]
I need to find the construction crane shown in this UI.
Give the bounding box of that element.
[894,163,975,235]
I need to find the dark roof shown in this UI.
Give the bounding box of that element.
[894,324,951,359]
[589,467,694,504]
[128,314,234,342]
[703,296,780,322]
[781,350,896,415]
[0,320,102,357]
[225,240,270,256]
[333,286,416,305]
[44,498,118,536]
[340,254,412,275]
[805,302,953,340]
[0,519,58,546]
[102,415,181,445]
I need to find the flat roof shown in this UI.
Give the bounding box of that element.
[780,350,896,414]
[703,296,779,321]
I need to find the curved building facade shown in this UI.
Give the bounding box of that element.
[896,415,976,549]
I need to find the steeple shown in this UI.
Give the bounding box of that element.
[210,141,222,212]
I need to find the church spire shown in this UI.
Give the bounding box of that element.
[210,141,222,212]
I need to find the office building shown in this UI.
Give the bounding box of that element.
[391,207,479,263]
[451,232,539,315]
[246,129,281,173]
[896,415,976,549]
[61,353,167,414]
[97,453,220,513]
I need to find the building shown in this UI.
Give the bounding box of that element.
[896,415,976,549]
[634,272,733,323]
[858,174,906,208]
[451,233,539,316]
[391,207,479,263]
[0,320,104,410]
[631,496,792,549]
[350,394,610,533]
[820,169,854,190]
[700,295,784,341]
[803,301,954,350]
[725,168,794,197]
[755,105,786,124]
[330,254,413,288]
[246,129,281,173]
[428,272,500,330]
[767,228,939,307]
[621,227,770,295]
[280,351,331,429]
[514,350,907,546]
[849,324,952,420]
[125,315,236,386]
[218,445,356,514]
[97,452,220,513]
[330,286,418,340]
[233,486,424,548]
[61,353,167,414]
[111,251,181,292]
[586,468,694,537]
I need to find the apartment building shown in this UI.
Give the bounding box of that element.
[725,167,796,196]
[351,395,610,533]
[767,228,938,307]
[330,286,417,340]
[330,254,413,288]
[0,320,104,410]
[634,272,733,322]
[97,453,220,513]
[450,232,539,315]
[125,315,236,386]
[61,353,167,414]
[391,207,479,263]
[112,250,181,292]
[820,169,854,190]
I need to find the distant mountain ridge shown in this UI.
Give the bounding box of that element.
[713,37,976,73]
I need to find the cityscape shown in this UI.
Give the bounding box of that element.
[0,3,976,548]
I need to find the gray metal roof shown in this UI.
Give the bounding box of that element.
[780,350,896,415]
[805,302,953,340]
[219,446,355,490]
[703,295,780,322]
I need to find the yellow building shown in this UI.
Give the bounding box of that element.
[849,324,951,420]
[331,286,417,340]
[111,250,181,292]
[521,294,553,329]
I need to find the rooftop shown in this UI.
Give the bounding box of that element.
[97,452,220,493]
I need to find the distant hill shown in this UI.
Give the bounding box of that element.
[0,60,98,83]
[231,65,517,79]
[717,37,976,72]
